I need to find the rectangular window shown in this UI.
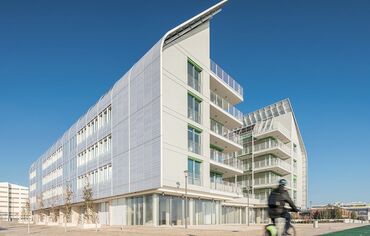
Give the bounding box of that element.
[188,126,201,154]
[188,93,201,123]
[188,158,201,185]
[188,60,202,92]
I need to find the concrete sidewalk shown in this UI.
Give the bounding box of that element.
[0,221,369,236]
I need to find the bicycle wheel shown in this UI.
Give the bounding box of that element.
[285,225,296,236]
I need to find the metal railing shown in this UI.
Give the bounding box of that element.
[210,91,243,122]
[254,139,291,156]
[210,149,244,170]
[254,177,291,187]
[210,60,243,97]
[253,121,291,139]
[210,180,243,194]
[210,119,242,145]
[254,158,291,171]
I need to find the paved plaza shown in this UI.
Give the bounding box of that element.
[0,221,369,236]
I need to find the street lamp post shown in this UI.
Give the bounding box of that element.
[184,170,188,229]
[243,186,251,226]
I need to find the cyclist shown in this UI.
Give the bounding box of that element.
[268,179,299,235]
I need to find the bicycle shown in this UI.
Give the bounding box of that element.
[264,207,301,236]
[264,217,296,236]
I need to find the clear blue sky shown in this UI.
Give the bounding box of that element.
[1,0,369,205]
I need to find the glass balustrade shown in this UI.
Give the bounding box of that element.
[210,149,243,170]
[210,119,242,145]
[210,91,243,122]
[210,60,243,97]
[210,180,242,194]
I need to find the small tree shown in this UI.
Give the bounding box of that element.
[24,201,31,234]
[350,211,357,220]
[64,182,73,223]
[64,182,73,232]
[36,193,45,223]
[49,197,58,223]
[82,177,94,224]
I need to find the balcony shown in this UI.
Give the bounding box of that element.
[210,91,243,128]
[254,159,291,176]
[253,177,291,189]
[210,60,243,104]
[210,180,243,195]
[210,149,244,176]
[253,120,291,143]
[210,119,242,152]
[254,139,292,160]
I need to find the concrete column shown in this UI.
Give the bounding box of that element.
[189,199,194,225]
[152,194,159,226]
[239,208,242,224]
[166,197,170,226]
[122,198,127,226]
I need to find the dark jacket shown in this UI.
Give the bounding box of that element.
[268,186,299,218]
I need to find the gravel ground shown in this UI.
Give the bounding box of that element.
[0,221,369,236]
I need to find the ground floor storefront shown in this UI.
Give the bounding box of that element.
[32,193,270,226]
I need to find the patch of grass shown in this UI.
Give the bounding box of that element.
[322,225,370,235]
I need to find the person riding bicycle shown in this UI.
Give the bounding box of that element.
[268,179,299,235]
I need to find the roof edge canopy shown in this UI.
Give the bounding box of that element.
[161,0,228,49]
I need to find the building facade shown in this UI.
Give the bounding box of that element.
[29,0,307,226]
[235,99,308,222]
[0,182,29,221]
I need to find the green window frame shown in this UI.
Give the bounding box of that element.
[188,126,201,154]
[188,158,201,185]
[187,93,202,124]
[187,59,202,92]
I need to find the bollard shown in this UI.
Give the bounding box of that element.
[313,220,319,228]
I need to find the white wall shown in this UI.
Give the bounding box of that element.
[161,22,212,192]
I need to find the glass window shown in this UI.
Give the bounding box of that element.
[188,61,201,92]
[188,94,201,124]
[188,127,201,154]
[188,158,201,185]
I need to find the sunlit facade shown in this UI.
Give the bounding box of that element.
[29,0,307,226]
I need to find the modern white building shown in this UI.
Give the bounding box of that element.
[0,182,29,221]
[235,99,308,223]
[29,0,307,226]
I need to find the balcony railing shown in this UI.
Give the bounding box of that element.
[210,119,242,146]
[210,149,244,170]
[254,177,291,187]
[210,60,243,97]
[210,91,243,122]
[253,121,291,139]
[254,158,291,171]
[210,180,242,194]
[254,139,291,156]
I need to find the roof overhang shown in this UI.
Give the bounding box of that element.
[162,0,228,48]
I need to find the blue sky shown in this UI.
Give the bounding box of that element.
[1,0,369,205]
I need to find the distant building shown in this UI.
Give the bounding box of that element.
[340,202,370,221]
[311,202,370,220]
[0,182,29,221]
